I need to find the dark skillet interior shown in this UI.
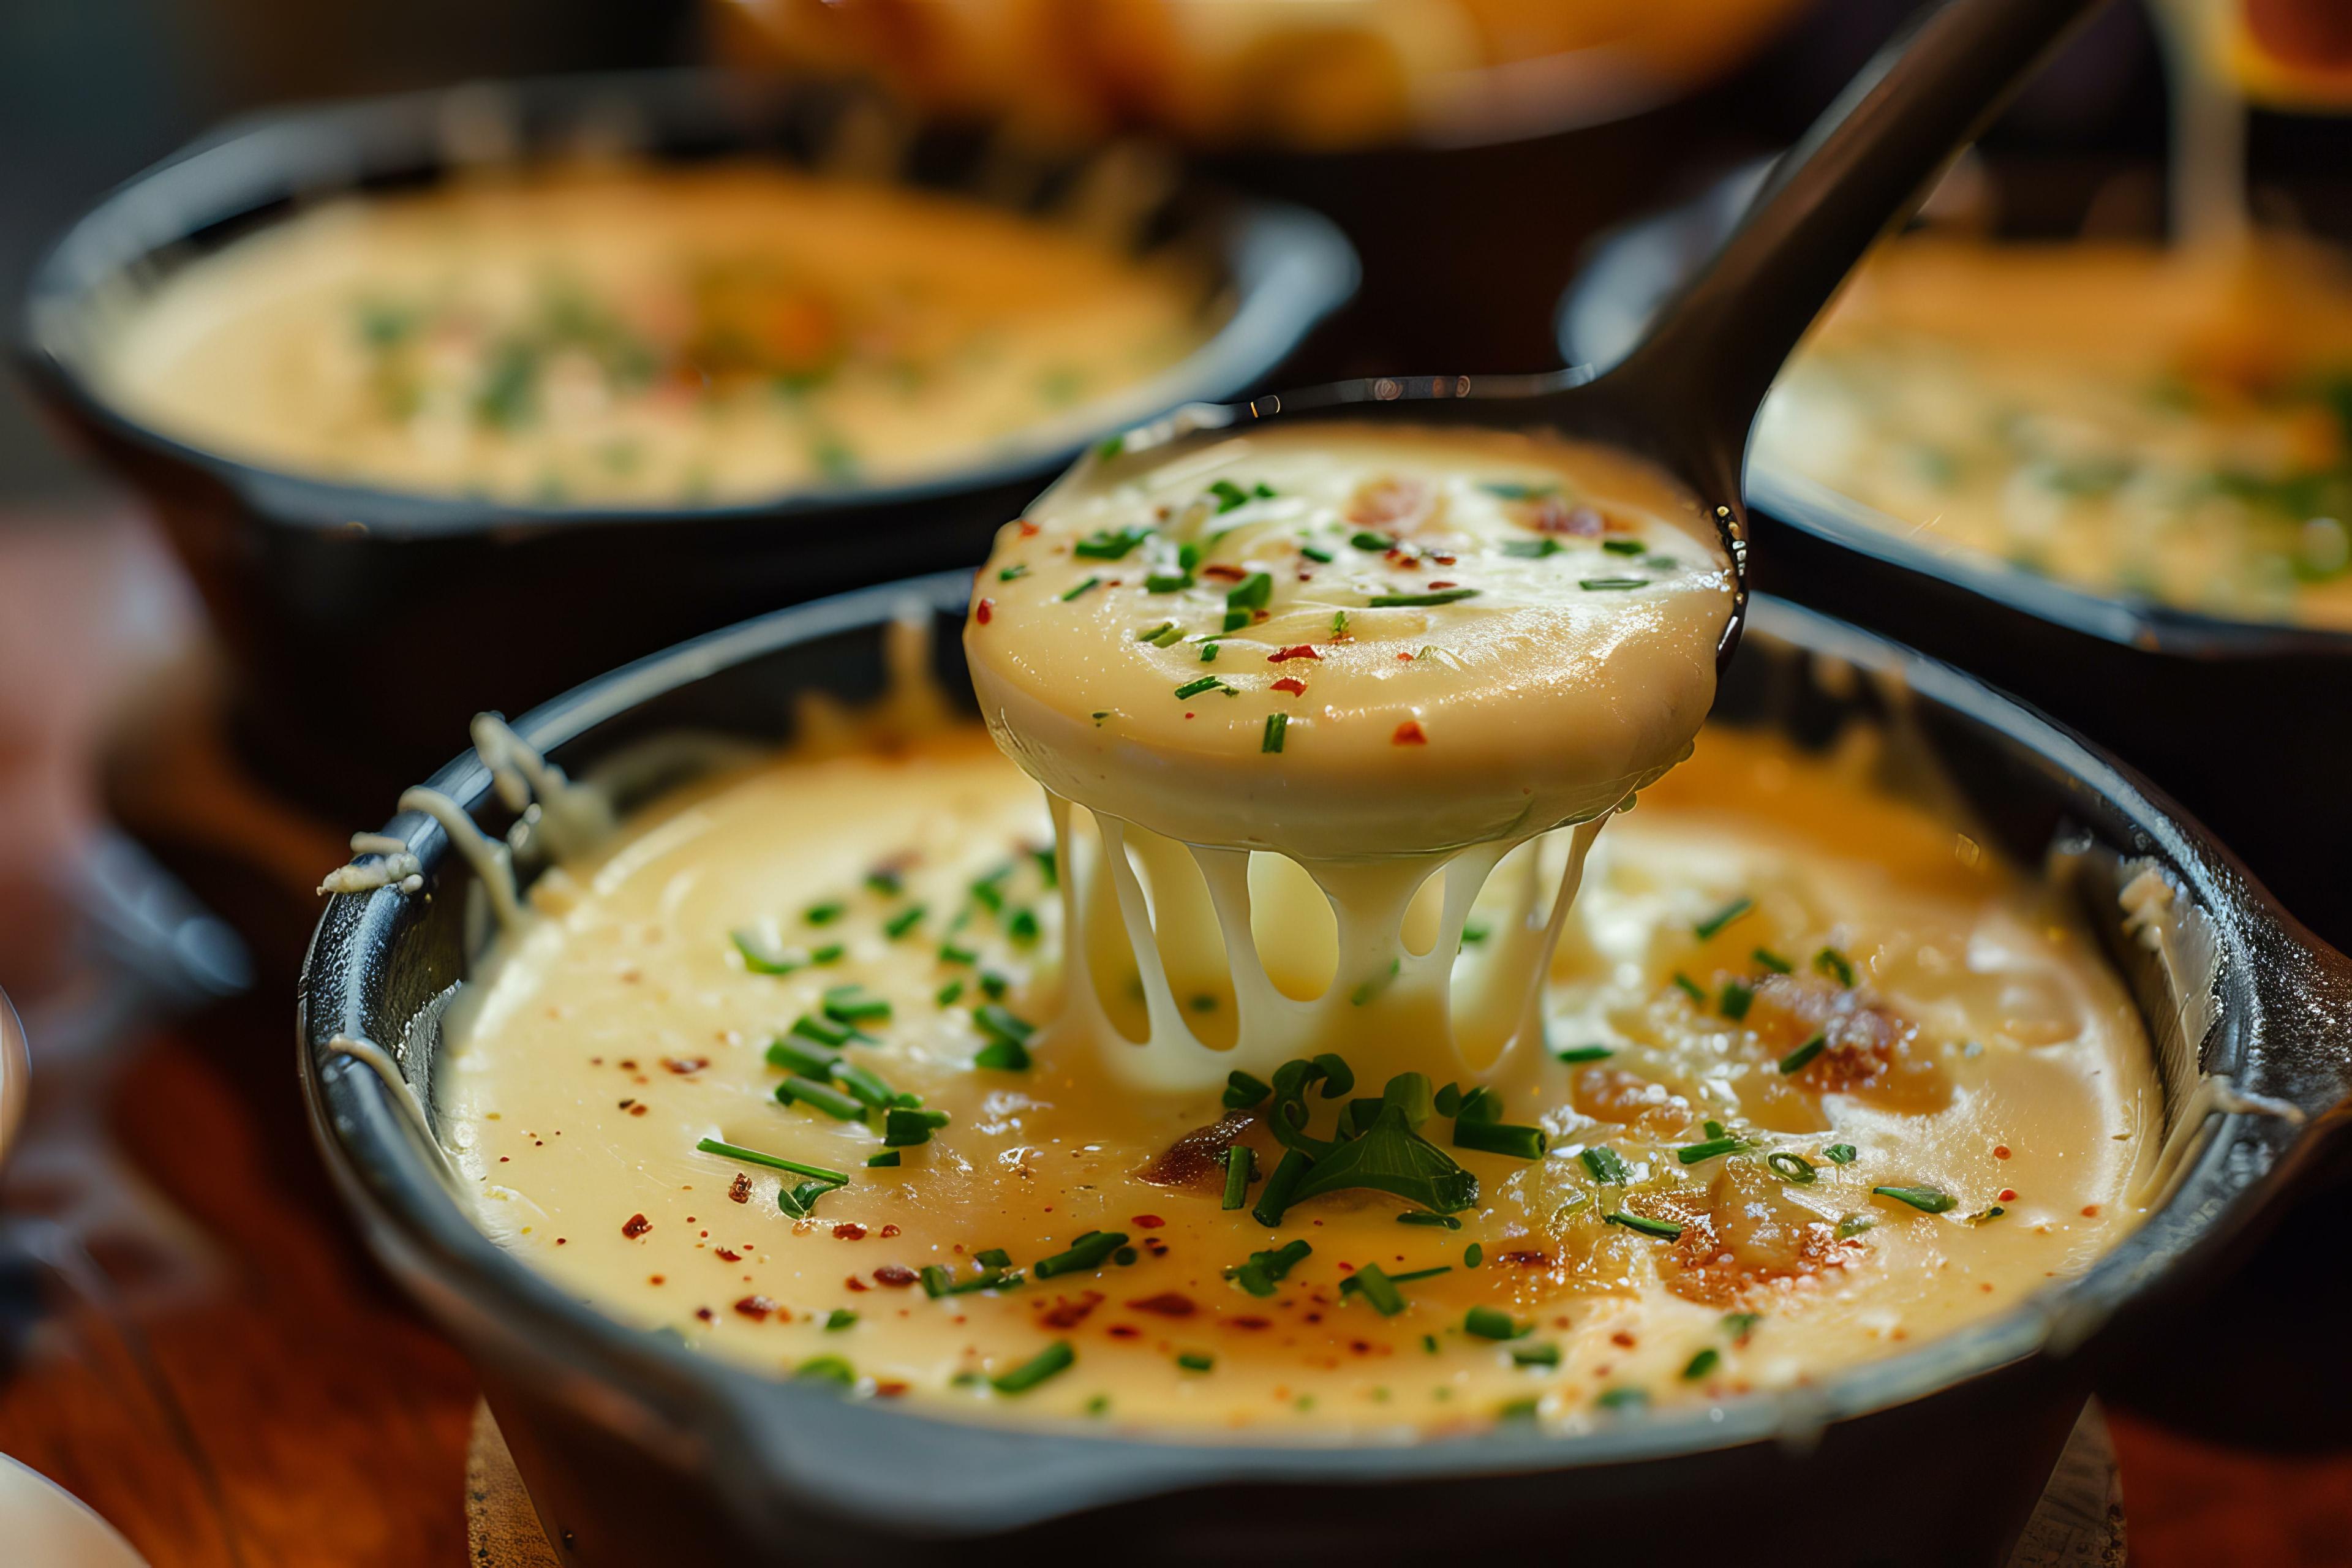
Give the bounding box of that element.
[301,575,2352,1563]
[1558,157,2352,960]
[19,69,1356,819]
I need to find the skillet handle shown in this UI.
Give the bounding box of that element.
[2235,898,2352,1188]
[1611,0,2108,465]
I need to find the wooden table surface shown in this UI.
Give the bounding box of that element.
[0,510,2345,1566]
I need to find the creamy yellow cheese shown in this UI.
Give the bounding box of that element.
[1756,236,2352,628]
[96,165,1210,505]
[439,720,2157,1435]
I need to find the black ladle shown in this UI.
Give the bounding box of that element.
[1104,0,2109,669]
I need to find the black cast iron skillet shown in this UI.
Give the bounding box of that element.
[301,570,2352,1566]
[1558,156,2352,959]
[17,68,1357,820]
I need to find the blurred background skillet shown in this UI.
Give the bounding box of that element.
[18,69,1357,822]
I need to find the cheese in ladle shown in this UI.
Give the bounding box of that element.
[965,423,1735,1093]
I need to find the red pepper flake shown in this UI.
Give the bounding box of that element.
[1142,1237,1170,1256]
[728,1174,752,1204]
[622,1213,652,1239]
[1230,1316,1271,1330]
[1019,520,1041,537]
[662,1057,707,1074]
[1999,1189,2018,1203]
[1126,1292,1196,1317]
[1201,564,1248,582]
[1042,1291,1104,1329]
[1107,1324,1140,1339]
[1994,1145,2011,1159]
[875,1381,910,1397]
[1393,720,1427,745]
[617,1059,638,1071]
[1498,1249,1552,1268]
[648,1275,665,1286]
[1396,650,1414,661]
[1272,677,1306,696]
[1131,1214,1166,1228]
[733,1295,779,1321]
[832,1223,868,1240]
[845,1276,869,1292]
[715,1247,742,1262]
[1610,1331,1638,1349]
[975,598,993,625]
[2081,1205,2100,1218]
[1266,646,1322,663]
[1426,581,1457,591]
[873,1265,919,1288]
[696,1307,715,1322]
[628,1104,649,1117]
[880,1224,902,1238]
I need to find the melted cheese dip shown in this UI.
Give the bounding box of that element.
[96,165,1210,506]
[440,719,2156,1434]
[1755,238,2352,628]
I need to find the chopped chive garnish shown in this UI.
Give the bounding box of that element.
[970,870,1008,913]
[779,1178,843,1217]
[1676,1136,1744,1165]
[1059,576,1101,601]
[1227,1238,1311,1297]
[1510,1343,1561,1368]
[791,1012,860,1050]
[1221,1145,1254,1210]
[831,1061,899,1109]
[1398,1211,1461,1229]
[1823,1143,1859,1165]
[975,1248,1012,1268]
[822,986,892,1025]
[1453,1120,1547,1159]
[1815,947,1856,987]
[695,1138,850,1185]
[1349,1263,1407,1316]
[1719,981,1754,1020]
[1005,908,1040,945]
[1779,1033,1828,1075]
[997,564,1029,582]
[1580,1146,1634,1184]
[1683,1348,1721,1380]
[766,1038,840,1077]
[865,1150,902,1168]
[1596,1387,1648,1410]
[1226,571,1273,612]
[796,1355,856,1387]
[875,904,921,940]
[1136,620,1185,647]
[1453,1085,1500,1125]
[1368,589,1480,607]
[1035,1231,1130,1278]
[1600,538,1647,555]
[1872,1185,1956,1213]
[805,901,847,926]
[1199,641,1219,662]
[1223,1070,1272,1110]
[1752,947,1794,973]
[810,943,844,965]
[883,1106,949,1146]
[974,1003,1035,1049]
[1500,537,1561,559]
[1262,713,1288,753]
[1461,921,1491,945]
[1465,1306,1523,1340]
[1349,530,1392,551]
[1252,1148,1310,1228]
[1672,972,1709,1004]
[1300,545,1333,563]
[991,1342,1074,1394]
[778,1076,865,1120]
[1605,1211,1682,1241]
[1207,479,1251,513]
[826,1309,858,1330]
[979,971,1010,1000]
[1174,674,1232,700]
[1555,1045,1614,1063]
[1074,526,1151,560]
[1705,1120,1725,1139]
[731,929,800,975]
[1723,1311,1763,1341]
[1145,571,1194,594]
[1464,1242,1483,1268]
[1340,1265,1449,1299]
[1176,1351,1215,1372]
[1578,577,1648,591]
[1695,897,1752,940]
[933,981,964,1008]
[937,942,978,967]
[1768,1152,1818,1185]
[1836,1214,1875,1238]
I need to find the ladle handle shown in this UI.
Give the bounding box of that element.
[1611,0,2108,471]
